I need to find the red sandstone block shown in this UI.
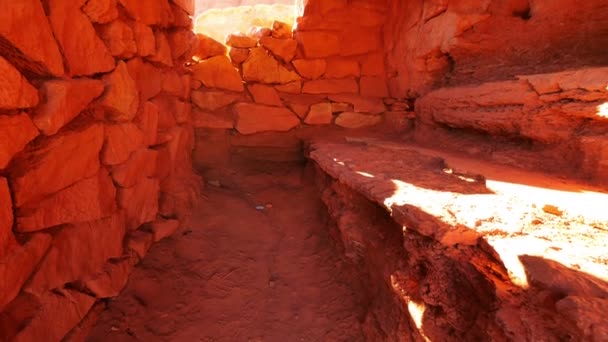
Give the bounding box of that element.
[248,84,284,106]
[295,31,340,58]
[102,123,145,166]
[98,61,140,122]
[234,103,300,135]
[0,178,13,253]
[117,0,173,26]
[242,47,301,84]
[292,59,326,79]
[126,58,163,102]
[112,148,158,188]
[192,55,244,92]
[302,78,359,94]
[0,113,39,169]
[118,177,160,231]
[360,76,390,98]
[324,57,360,78]
[0,57,39,110]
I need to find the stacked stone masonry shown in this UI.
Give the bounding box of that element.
[0,0,200,340]
[190,0,415,134]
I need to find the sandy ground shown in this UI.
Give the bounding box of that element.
[88,162,365,341]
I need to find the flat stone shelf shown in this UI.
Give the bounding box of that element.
[309,138,608,289]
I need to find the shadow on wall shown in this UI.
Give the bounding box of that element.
[195,0,295,43]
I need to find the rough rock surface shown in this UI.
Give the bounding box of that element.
[234,103,300,134]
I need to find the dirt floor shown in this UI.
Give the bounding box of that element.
[88,162,366,341]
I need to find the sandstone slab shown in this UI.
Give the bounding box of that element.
[192,109,233,129]
[134,101,159,147]
[295,31,339,58]
[0,57,39,110]
[335,112,382,128]
[303,79,358,94]
[0,0,65,76]
[102,123,145,165]
[243,47,301,84]
[191,90,243,111]
[98,61,140,121]
[325,58,360,78]
[25,213,126,294]
[33,78,105,135]
[98,19,137,59]
[126,58,162,102]
[234,103,300,135]
[147,30,174,67]
[275,81,302,94]
[0,113,39,169]
[229,47,250,65]
[260,37,297,63]
[118,178,160,231]
[305,103,333,125]
[192,33,227,61]
[292,59,326,79]
[117,0,173,26]
[82,0,119,24]
[248,84,283,106]
[130,20,156,56]
[48,0,115,76]
[12,289,95,342]
[329,94,386,114]
[226,32,257,48]
[0,234,52,311]
[112,148,157,188]
[0,178,12,251]
[10,124,104,207]
[272,20,292,39]
[360,76,389,98]
[192,55,244,92]
[84,258,133,298]
[16,170,117,232]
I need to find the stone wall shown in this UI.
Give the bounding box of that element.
[384,0,608,97]
[0,0,199,339]
[191,0,413,142]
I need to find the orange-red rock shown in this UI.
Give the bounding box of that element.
[225,32,257,48]
[15,170,116,232]
[191,90,242,111]
[292,59,326,79]
[0,57,39,110]
[33,78,105,135]
[329,94,386,114]
[335,112,382,128]
[126,58,162,102]
[242,47,301,84]
[248,84,283,106]
[302,79,358,94]
[82,0,119,24]
[168,29,195,61]
[126,229,154,260]
[118,177,160,231]
[162,70,190,99]
[360,76,389,98]
[305,103,333,125]
[192,55,244,92]
[0,0,65,76]
[129,21,156,57]
[0,178,12,251]
[134,101,159,146]
[331,102,353,113]
[12,289,95,342]
[25,212,125,294]
[361,52,386,76]
[339,28,382,56]
[10,124,104,207]
[148,219,180,242]
[48,0,115,76]
[98,61,140,121]
[191,33,227,61]
[0,234,52,311]
[192,109,233,129]
[0,113,39,169]
[84,258,133,298]
[234,103,300,134]
[260,37,298,63]
[98,19,137,59]
[272,20,292,39]
[295,31,340,58]
[172,0,194,15]
[171,3,191,28]
[112,148,158,188]
[147,30,174,67]
[288,103,310,119]
[229,47,250,65]
[275,81,302,94]
[325,58,360,78]
[249,26,272,40]
[102,123,145,165]
[117,0,173,26]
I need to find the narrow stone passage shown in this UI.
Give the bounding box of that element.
[88,162,365,341]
